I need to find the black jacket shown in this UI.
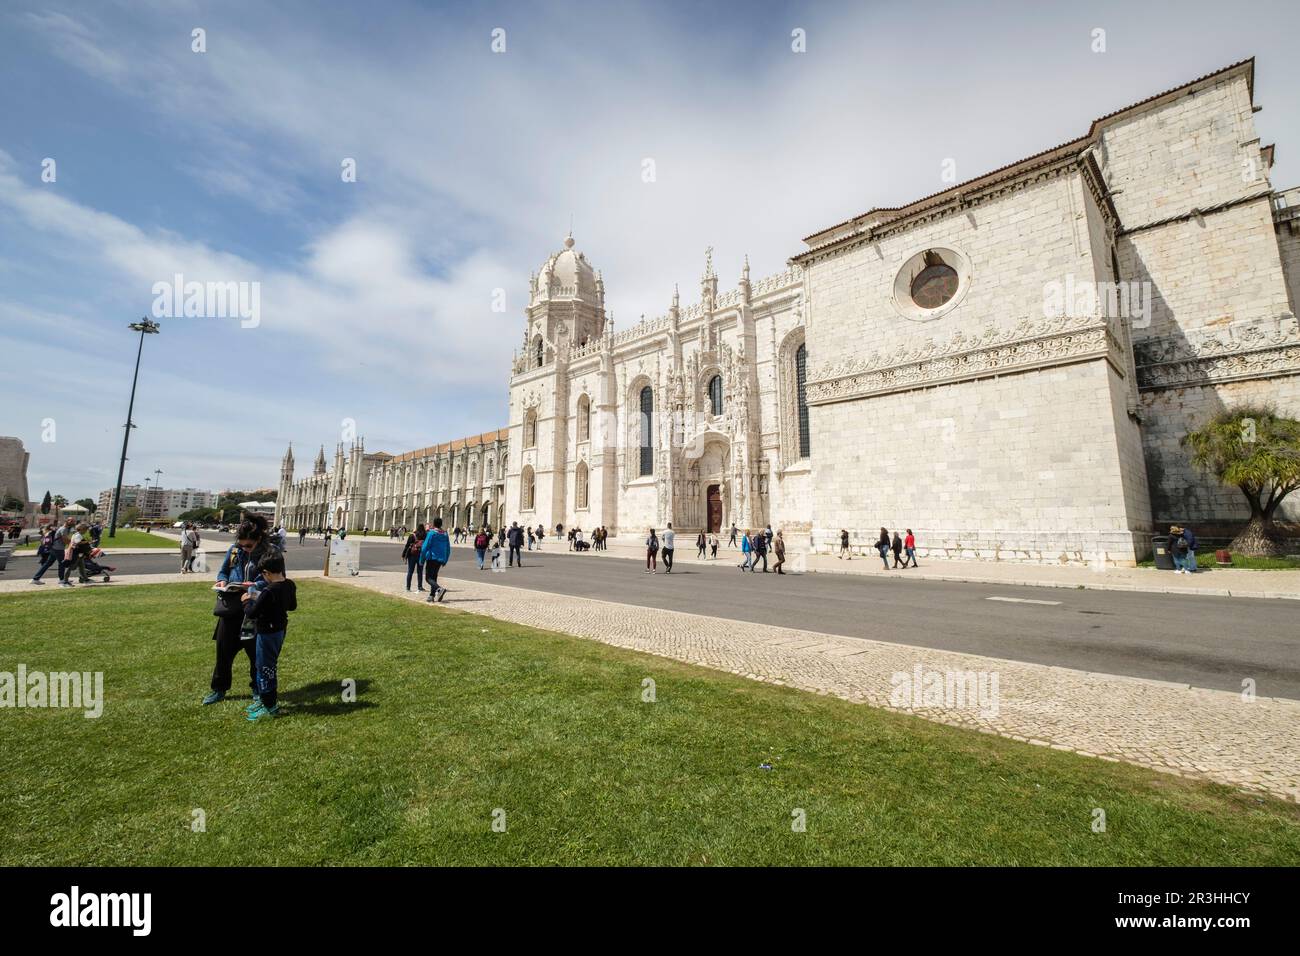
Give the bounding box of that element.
[244,579,298,633]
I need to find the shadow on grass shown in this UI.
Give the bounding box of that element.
[280,678,379,716]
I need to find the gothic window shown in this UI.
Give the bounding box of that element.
[708,375,723,417]
[639,386,654,477]
[534,336,544,369]
[576,461,589,510]
[577,394,591,442]
[521,465,536,511]
[796,343,811,459]
[487,458,495,481]
[524,409,538,449]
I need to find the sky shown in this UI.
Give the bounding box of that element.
[1,0,1298,501]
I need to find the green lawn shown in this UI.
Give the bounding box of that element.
[14,528,180,551]
[2,580,1297,866]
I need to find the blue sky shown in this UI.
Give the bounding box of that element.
[1,0,1297,501]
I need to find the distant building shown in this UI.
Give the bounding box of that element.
[0,437,31,515]
[98,485,217,520]
[238,501,277,519]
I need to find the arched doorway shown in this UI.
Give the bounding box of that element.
[706,484,723,533]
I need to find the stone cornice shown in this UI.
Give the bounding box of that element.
[1134,315,1300,390]
[806,315,1123,405]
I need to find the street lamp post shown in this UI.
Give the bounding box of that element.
[108,318,160,538]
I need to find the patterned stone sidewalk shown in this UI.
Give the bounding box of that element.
[328,570,1300,802]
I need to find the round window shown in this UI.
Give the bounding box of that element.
[910,263,959,309]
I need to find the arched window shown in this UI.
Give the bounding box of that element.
[487,458,495,481]
[521,466,536,511]
[524,409,537,449]
[577,394,591,442]
[576,461,589,509]
[708,375,723,417]
[796,343,810,459]
[639,385,654,477]
[535,337,544,369]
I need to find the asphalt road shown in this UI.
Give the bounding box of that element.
[22,534,1300,700]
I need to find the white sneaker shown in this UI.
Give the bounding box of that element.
[30,579,43,585]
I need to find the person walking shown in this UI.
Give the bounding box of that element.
[764,525,774,551]
[508,522,524,567]
[696,531,706,559]
[1180,525,1199,573]
[903,529,918,568]
[739,530,753,571]
[535,524,544,550]
[662,523,675,573]
[29,524,62,584]
[204,514,280,706]
[728,523,738,548]
[709,532,718,559]
[52,517,76,587]
[403,523,427,591]
[68,523,92,584]
[527,526,535,551]
[474,527,490,570]
[892,530,904,568]
[180,523,195,574]
[839,528,851,560]
[754,528,769,572]
[773,530,786,574]
[876,527,892,569]
[298,526,307,546]
[421,517,451,602]
[645,528,660,573]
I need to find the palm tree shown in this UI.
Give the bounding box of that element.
[1182,405,1300,555]
[52,495,68,524]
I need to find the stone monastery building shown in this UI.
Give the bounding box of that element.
[278,59,1300,565]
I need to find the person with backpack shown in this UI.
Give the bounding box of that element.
[240,551,297,722]
[696,531,706,559]
[739,530,753,571]
[29,524,62,584]
[473,527,490,569]
[753,527,769,572]
[402,523,427,590]
[420,517,451,602]
[839,529,851,560]
[645,528,660,573]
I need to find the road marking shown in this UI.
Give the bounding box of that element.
[986,596,1062,606]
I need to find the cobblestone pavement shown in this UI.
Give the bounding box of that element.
[328,570,1300,802]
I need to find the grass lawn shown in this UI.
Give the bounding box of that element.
[14,529,179,551]
[2,580,1298,866]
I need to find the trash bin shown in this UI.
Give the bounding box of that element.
[1151,535,1174,570]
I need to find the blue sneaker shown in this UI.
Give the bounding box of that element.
[246,704,279,722]
[202,691,226,706]
[244,696,263,713]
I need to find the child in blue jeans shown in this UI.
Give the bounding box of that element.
[240,552,297,721]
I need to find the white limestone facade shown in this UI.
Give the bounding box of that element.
[504,234,810,544]
[278,59,1298,564]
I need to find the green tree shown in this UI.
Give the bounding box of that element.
[52,495,68,522]
[120,505,141,527]
[76,498,97,512]
[1182,405,1300,555]
[40,491,52,515]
